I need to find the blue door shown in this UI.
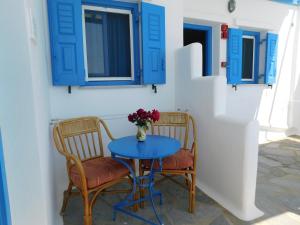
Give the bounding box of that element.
[0,130,11,225]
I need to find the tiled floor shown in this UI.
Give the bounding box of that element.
[63,136,300,225]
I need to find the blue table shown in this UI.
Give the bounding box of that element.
[108,135,181,225]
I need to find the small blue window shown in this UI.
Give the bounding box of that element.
[227,29,260,85]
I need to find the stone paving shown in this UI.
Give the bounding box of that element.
[64,136,300,225]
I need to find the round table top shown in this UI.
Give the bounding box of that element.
[108,135,181,160]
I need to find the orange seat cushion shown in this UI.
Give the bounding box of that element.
[142,149,194,170]
[70,157,131,189]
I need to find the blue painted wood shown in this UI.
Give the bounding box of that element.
[47,0,85,86]
[240,30,260,84]
[265,33,279,85]
[81,0,141,86]
[141,2,166,85]
[0,130,11,225]
[108,135,180,160]
[109,135,179,224]
[183,23,213,76]
[272,0,300,5]
[83,0,138,10]
[227,28,243,84]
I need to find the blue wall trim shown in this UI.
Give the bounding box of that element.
[0,130,11,225]
[272,0,300,5]
[184,23,213,76]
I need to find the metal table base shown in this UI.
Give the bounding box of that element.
[112,156,164,225]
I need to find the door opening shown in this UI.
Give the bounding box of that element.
[184,24,212,76]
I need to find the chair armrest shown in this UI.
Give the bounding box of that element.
[99,119,116,141]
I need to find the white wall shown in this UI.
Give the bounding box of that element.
[45,0,300,223]
[2,0,300,224]
[46,0,184,221]
[183,0,300,142]
[175,44,263,221]
[0,0,54,225]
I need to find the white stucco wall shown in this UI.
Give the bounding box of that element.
[2,0,300,225]
[184,0,300,142]
[46,0,184,223]
[0,0,54,225]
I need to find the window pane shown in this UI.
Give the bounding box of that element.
[242,37,254,80]
[85,10,106,78]
[107,13,131,77]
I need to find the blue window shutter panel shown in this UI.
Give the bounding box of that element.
[265,33,279,85]
[0,130,11,225]
[141,2,166,84]
[227,28,243,84]
[47,0,85,86]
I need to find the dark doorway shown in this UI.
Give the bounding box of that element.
[184,24,212,76]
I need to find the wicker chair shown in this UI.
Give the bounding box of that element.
[139,112,198,213]
[53,117,136,225]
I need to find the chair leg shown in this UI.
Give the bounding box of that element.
[133,192,139,212]
[185,173,190,188]
[139,164,145,208]
[83,195,92,225]
[188,174,196,213]
[60,182,73,216]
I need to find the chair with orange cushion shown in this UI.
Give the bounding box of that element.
[139,112,198,213]
[53,117,137,225]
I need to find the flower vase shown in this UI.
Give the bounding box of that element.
[136,126,147,142]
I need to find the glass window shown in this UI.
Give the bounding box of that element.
[83,6,133,81]
[85,10,106,78]
[242,36,255,80]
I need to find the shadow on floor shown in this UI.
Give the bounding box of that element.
[63,136,300,225]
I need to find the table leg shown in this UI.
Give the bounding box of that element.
[112,156,164,225]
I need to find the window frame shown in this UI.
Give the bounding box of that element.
[82,5,135,82]
[240,30,260,84]
[81,0,140,86]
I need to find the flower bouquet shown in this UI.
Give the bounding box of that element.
[128,108,160,141]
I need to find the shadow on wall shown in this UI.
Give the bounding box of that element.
[256,9,299,142]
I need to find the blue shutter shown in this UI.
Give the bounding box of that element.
[0,130,11,225]
[48,0,85,86]
[265,33,278,85]
[227,28,243,84]
[141,2,166,84]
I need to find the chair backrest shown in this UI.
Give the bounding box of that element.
[53,117,114,161]
[151,112,197,150]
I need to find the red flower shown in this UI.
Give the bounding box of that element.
[137,108,146,116]
[128,114,134,122]
[128,108,160,126]
[151,109,160,122]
